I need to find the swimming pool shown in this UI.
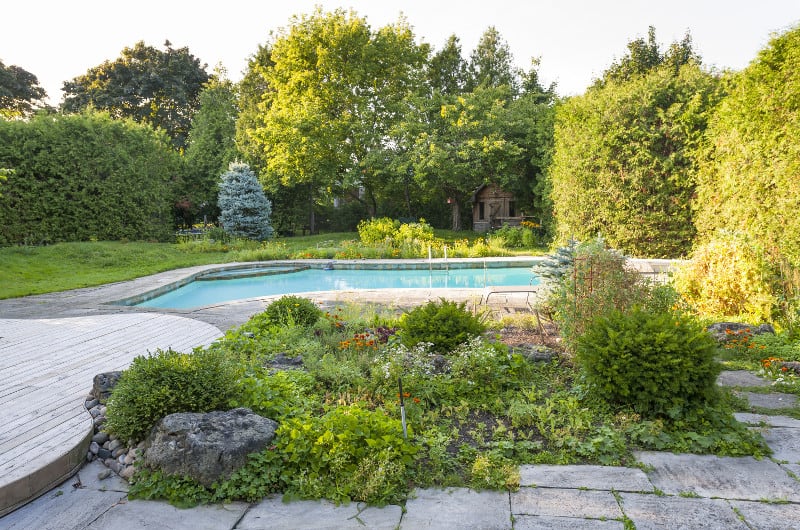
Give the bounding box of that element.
[132,262,540,309]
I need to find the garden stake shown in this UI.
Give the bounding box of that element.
[398,377,408,439]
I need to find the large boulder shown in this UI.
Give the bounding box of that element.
[142,408,278,487]
[707,322,775,343]
[92,371,123,403]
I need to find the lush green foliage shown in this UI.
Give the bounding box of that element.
[576,308,721,418]
[218,163,274,240]
[398,299,487,353]
[181,73,240,225]
[0,59,47,117]
[488,223,539,249]
[275,406,418,504]
[672,231,779,322]
[0,111,179,245]
[261,295,323,328]
[105,348,240,443]
[548,238,655,352]
[549,62,719,257]
[61,40,209,150]
[694,24,800,267]
[125,299,772,508]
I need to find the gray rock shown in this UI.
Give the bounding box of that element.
[85,398,99,409]
[142,408,278,488]
[107,439,121,452]
[92,431,109,445]
[97,469,113,480]
[97,448,112,459]
[707,322,775,342]
[89,442,100,455]
[92,371,123,403]
[119,465,136,480]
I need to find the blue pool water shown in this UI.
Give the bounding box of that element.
[136,266,538,309]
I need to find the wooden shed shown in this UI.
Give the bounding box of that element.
[471,183,522,232]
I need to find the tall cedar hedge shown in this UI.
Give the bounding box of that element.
[549,63,719,258]
[694,25,800,266]
[0,111,179,244]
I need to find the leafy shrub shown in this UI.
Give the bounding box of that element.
[469,453,520,491]
[575,308,721,419]
[488,224,537,249]
[672,231,779,322]
[398,299,487,354]
[357,217,399,244]
[276,405,417,504]
[232,369,319,420]
[105,348,240,443]
[262,295,322,327]
[549,238,652,352]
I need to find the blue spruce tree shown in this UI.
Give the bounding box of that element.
[217,162,273,240]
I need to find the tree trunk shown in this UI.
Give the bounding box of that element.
[451,200,462,231]
[308,186,316,234]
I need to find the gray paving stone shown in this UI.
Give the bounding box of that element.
[762,427,800,463]
[513,514,624,529]
[236,497,402,530]
[783,463,800,477]
[0,487,126,530]
[511,487,622,519]
[739,391,798,409]
[75,460,130,493]
[729,499,800,530]
[87,499,249,530]
[718,370,771,387]
[619,493,748,530]
[635,451,800,502]
[401,488,511,529]
[519,464,653,492]
[735,413,800,428]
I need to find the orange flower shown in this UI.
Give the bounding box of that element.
[413,397,421,404]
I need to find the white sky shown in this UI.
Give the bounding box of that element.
[3,0,799,105]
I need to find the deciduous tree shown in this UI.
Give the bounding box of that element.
[61,41,209,149]
[0,59,47,117]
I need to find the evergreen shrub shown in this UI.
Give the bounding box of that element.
[397,299,486,354]
[576,308,721,419]
[261,295,322,328]
[218,162,273,240]
[105,348,239,443]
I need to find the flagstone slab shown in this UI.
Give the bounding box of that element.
[634,451,800,502]
[401,488,511,529]
[519,464,653,492]
[618,493,747,530]
[511,487,622,520]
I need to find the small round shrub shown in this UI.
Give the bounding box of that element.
[105,348,240,443]
[398,299,487,354]
[357,217,399,244]
[262,295,322,327]
[575,308,721,419]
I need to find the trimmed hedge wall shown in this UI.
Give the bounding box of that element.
[0,111,180,244]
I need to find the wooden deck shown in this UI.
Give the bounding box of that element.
[0,314,222,517]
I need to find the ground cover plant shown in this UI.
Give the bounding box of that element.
[120,290,770,508]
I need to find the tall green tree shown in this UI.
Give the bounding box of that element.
[61,41,209,150]
[410,86,524,230]
[694,24,800,265]
[426,35,469,96]
[182,69,239,225]
[0,59,47,117]
[247,8,426,232]
[549,62,720,257]
[467,26,519,94]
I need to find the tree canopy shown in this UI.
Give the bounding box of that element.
[693,24,800,265]
[61,40,209,150]
[246,8,427,232]
[0,59,47,118]
[549,31,719,257]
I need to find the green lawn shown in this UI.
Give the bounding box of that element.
[0,241,230,299]
[0,231,545,300]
